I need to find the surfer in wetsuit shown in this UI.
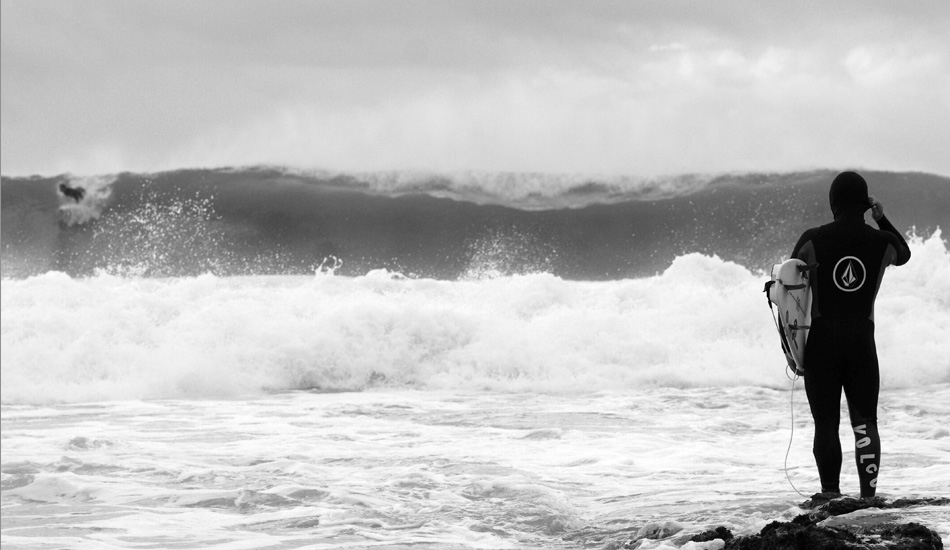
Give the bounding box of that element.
[59,183,85,202]
[790,171,911,499]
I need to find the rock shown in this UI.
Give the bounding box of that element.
[823,496,887,516]
[881,522,944,549]
[691,526,734,543]
[800,491,845,509]
[717,496,946,550]
[890,498,950,509]
[722,520,858,549]
[619,497,946,550]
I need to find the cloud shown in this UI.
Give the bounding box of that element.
[2,0,949,176]
[844,45,943,87]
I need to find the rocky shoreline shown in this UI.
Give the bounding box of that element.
[622,495,948,549]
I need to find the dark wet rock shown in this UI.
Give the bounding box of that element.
[720,519,943,550]
[723,520,859,549]
[716,496,947,550]
[801,491,845,509]
[891,497,950,508]
[799,496,948,526]
[881,522,944,548]
[618,497,946,550]
[824,496,887,515]
[800,496,888,523]
[691,526,734,542]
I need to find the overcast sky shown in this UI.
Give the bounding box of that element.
[2,0,949,177]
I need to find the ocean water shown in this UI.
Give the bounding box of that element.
[3,168,949,280]
[2,169,949,548]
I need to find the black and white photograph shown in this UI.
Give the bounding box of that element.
[2,1,949,548]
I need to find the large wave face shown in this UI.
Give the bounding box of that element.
[2,168,948,280]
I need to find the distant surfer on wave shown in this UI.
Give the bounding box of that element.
[59,183,85,203]
[790,171,911,499]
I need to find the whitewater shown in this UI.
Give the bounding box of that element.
[3,231,950,403]
[2,170,949,548]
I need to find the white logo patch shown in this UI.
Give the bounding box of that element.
[833,256,866,292]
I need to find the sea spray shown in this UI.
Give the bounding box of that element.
[88,190,226,277]
[462,225,559,280]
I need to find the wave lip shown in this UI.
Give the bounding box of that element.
[315,168,721,209]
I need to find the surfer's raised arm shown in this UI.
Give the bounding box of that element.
[868,195,911,267]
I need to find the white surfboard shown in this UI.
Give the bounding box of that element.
[766,259,815,376]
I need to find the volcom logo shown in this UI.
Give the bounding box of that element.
[833,256,866,292]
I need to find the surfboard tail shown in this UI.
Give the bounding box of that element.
[766,259,813,377]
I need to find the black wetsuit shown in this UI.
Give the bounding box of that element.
[791,213,910,497]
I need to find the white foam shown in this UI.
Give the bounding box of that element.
[8,472,115,503]
[2,233,947,404]
[1,387,947,547]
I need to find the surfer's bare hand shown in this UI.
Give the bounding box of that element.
[868,196,884,222]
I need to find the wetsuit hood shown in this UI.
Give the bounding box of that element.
[829,171,870,218]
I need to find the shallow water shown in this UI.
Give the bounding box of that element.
[3,386,948,549]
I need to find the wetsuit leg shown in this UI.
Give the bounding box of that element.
[850,421,880,498]
[803,321,844,494]
[842,323,881,498]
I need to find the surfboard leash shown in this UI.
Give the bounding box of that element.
[784,375,808,498]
